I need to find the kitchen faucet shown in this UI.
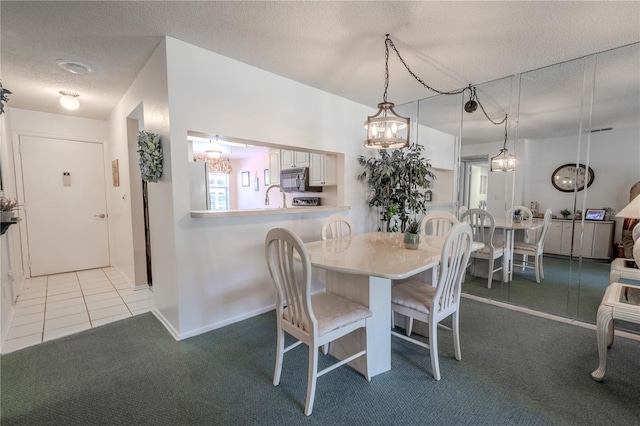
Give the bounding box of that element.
[265,184,287,208]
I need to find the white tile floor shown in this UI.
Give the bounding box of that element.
[3,267,153,354]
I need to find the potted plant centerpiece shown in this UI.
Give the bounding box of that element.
[0,196,19,222]
[513,209,523,223]
[357,143,435,233]
[560,208,571,220]
[403,218,421,249]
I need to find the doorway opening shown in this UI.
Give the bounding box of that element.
[459,155,489,211]
[126,115,151,287]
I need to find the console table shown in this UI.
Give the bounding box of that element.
[591,282,640,381]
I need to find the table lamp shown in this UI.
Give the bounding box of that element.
[616,194,640,267]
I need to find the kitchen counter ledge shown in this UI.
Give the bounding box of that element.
[191,206,350,218]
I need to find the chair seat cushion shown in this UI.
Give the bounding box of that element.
[283,292,372,336]
[513,242,536,255]
[391,280,437,315]
[471,246,504,259]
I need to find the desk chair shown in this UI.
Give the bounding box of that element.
[461,208,504,289]
[391,222,473,380]
[265,227,372,416]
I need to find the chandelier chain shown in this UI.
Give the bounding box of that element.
[385,34,507,127]
[383,36,390,103]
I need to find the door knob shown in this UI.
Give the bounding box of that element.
[94,214,106,218]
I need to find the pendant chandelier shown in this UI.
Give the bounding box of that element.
[364,37,409,149]
[490,116,516,172]
[365,35,516,171]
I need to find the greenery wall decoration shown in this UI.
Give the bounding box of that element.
[137,130,163,182]
[357,143,435,232]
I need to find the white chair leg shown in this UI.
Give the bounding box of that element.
[406,317,414,336]
[322,344,329,355]
[391,309,395,329]
[539,255,545,279]
[429,320,441,381]
[522,254,528,271]
[534,256,541,283]
[305,345,318,416]
[273,328,285,386]
[487,259,493,289]
[452,311,461,361]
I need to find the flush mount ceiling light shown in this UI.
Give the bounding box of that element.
[59,91,80,110]
[490,115,516,172]
[206,136,223,158]
[366,35,509,151]
[56,59,93,75]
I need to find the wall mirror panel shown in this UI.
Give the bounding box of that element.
[405,42,639,330]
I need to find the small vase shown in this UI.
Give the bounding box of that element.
[403,232,420,250]
[1,211,14,222]
[513,215,522,223]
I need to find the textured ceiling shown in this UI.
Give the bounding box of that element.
[2,1,639,143]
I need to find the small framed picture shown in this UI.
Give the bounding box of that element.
[112,159,120,187]
[425,190,432,202]
[264,169,270,186]
[241,171,250,187]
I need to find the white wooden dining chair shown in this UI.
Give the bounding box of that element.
[321,214,353,240]
[265,227,372,416]
[420,211,459,237]
[512,209,553,283]
[391,222,474,380]
[513,205,534,266]
[320,213,354,355]
[461,208,504,289]
[409,210,461,318]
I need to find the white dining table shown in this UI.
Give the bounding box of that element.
[304,232,483,378]
[492,218,543,282]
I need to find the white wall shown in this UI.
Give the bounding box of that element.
[106,39,178,334]
[105,37,375,339]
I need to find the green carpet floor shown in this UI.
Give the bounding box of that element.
[2,297,639,425]
[462,255,640,334]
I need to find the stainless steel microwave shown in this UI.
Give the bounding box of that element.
[280,167,322,193]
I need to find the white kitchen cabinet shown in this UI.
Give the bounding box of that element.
[544,219,613,259]
[309,153,337,186]
[280,150,309,169]
[268,149,280,185]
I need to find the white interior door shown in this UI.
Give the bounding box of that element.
[20,135,110,276]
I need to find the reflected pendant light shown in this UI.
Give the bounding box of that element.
[491,116,516,172]
[364,35,409,149]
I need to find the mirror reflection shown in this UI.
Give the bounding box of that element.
[407,42,639,331]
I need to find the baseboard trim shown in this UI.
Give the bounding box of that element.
[176,304,276,341]
[462,293,640,342]
[151,308,180,341]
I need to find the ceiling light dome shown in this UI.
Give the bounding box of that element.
[59,91,80,110]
